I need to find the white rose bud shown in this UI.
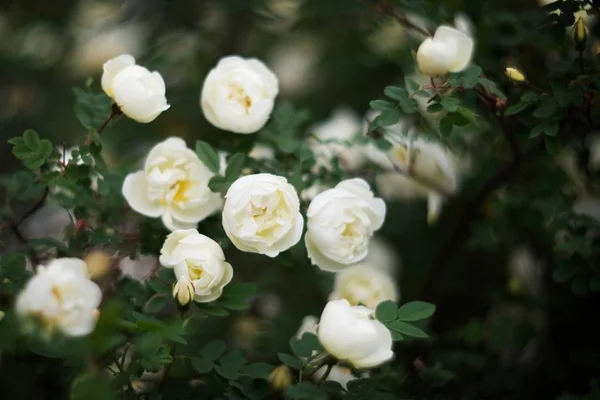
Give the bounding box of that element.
[329,263,398,310]
[122,137,223,231]
[222,173,304,257]
[305,178,386,272]
[15,258,102,337]
[317,299,393,369]
[172,275,194,309]
[160,229,233,303]
[101,54,170,123]
[201,56,279,134]
[416,25,474,77]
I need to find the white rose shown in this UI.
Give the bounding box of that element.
[295,315,362,388]
[305,178,386,272]
[318,299,393,369]
[15,258,102,337]
[159,229,233,303]
[222,173,303,257]
[201,56,279,134]
[308,108,366,171]
[329,263,398,310]
[122,137,223,231]
[102,54,170,123]
[387,139,459,223]
[416,25,474,77]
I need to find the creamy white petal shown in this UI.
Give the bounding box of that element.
[122,171,165,218]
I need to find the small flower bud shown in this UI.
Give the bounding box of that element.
[269,365,293,391]
[505,67,526,84]
[574,17,588,52]
[172,276,194,310]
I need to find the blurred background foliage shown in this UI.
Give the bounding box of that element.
[2,0,600,399]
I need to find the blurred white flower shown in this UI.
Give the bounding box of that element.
[366,20,407,56]
[102,54,170,123]
[416,25,474,76]
[118,255,157,282]
[329,263,398,309]
[454,13,474,37]
[308,108,366,171]
[305,179,386,272]
[268,35,320,96]
[249,143,276,161]
[364,236,400,275]
[318,299,393,369]
[15,258,102,337]
[222,173,303,257]
[295,315,362,388]
[201,56,279,134]
[573,196,600,221]
[122,137,222,231]
[160,229,233,303]
[18,24,63,68]
[507,247,543,296]
[386,138,460,223]
[70,24,146,76]
[300,182,330,203]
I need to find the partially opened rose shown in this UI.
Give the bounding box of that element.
[222,173,303,257]
[416,26,474,77]
[102,54,170,123]
[201,56,278,134]
[160,229,233,303]
[329,263,398,310]
[317,299,393,369]
[305,179,386,272]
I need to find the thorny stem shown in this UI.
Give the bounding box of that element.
[316,363,334,384]
[302,352,336,381]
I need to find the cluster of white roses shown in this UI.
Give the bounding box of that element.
[13,19,473,367]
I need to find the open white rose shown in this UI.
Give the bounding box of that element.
[386,139,459,223]
[122,137,223,231]
[318,299,393,369]
[201,56,279,134]
[15,258,102,337]
[329,263,398,310]
[101,54,170,123]
[222,173,303,257]
[416,25,474,77]
[308,108,366,171]
[305,179,386,272]
[296,315,362,388]
[159,229,233,303]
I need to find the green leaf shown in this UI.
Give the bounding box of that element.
[225,153,246,181]
[552,266,574,283]
[277,352,302,369]
[39,140,53,160]
[23,129,40,151]
[195,140,221,173]
[201,340,227,361]
[192,357,213,373]
[533,99,558,118]
[208,175,230,193]
[241,362,274,379]
[290,337,312,358]
[391,330,404,341]
[405,77,421,92]
[427,103,444,113]
[397,301,436,321]
[387,320,429,338]
[375,300,398,322]
[143,294,169,314]
[384,86,408,101]
[440,96,460,112]
[439,115,454,137]
[221,282,257,300]
[285,382,327,400]
[375,110,402,126]
[218,349,247,379]
[71,373,114,400]
[369,100,395,112]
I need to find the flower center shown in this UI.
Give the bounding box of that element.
[228,84,253,113]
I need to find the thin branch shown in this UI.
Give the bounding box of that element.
[109,350,135,393]
[378,0,432,37]
[316,363,334,384]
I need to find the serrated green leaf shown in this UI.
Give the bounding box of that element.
[405,77,421,92]
[195,140,221,173]
[143,294,169,314]
[387,320,429,338]
[375,300,398,322]
[439,115,454,137]
[440,96,460,112]
[201,340,227,361]
[241,362,273,379]
[427,103,444,113]
[285,382,327,400]
[369,100,395,112]
[208,175,230,193]
[384,86,408,101]
[397,301,436,321]
[376,110,402,126]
